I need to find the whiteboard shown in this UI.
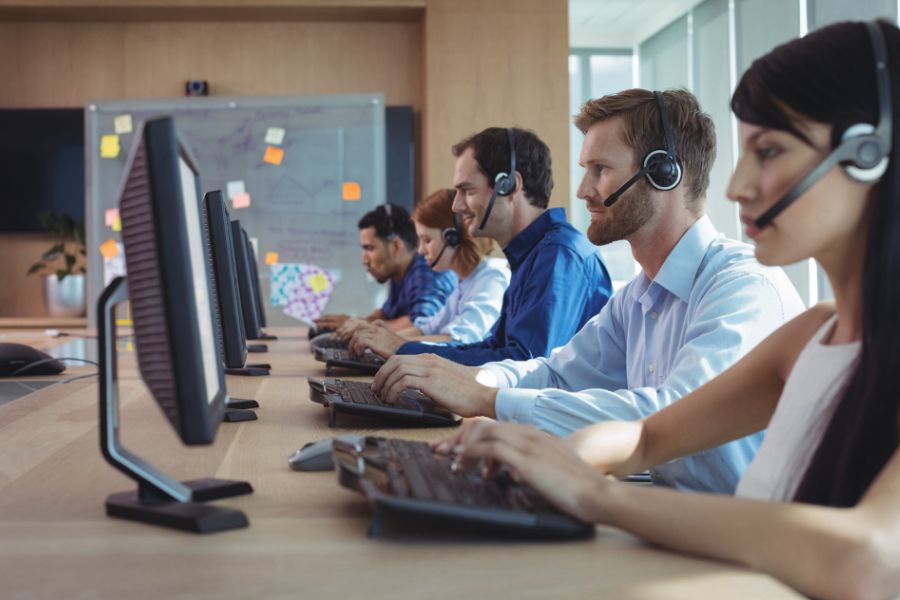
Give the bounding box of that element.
[85,94,386,327]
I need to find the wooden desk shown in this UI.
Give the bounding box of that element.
[0,327,801,599]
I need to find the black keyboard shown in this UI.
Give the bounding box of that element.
[307,378,459,427]
[317,348,384,365]
[309,334,347,354]
[332,437,595,540]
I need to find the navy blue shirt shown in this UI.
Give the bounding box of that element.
[397,208,612,365]
[382,253,457,321]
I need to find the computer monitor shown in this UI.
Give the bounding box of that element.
[202,190,248,369]
[231,220,263,340]
[98,115,252,533]
[243,228,278,341]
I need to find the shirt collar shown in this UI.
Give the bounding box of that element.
[503,208,567,270]
[649,214,720,303]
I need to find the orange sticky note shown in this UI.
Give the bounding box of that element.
[100,239,119,259]
[232,192,251,209]
[265,252,279,265]
[105,208,119,227]
[111,214,122,232]
[342,182,361,201]
[263,146,284,166]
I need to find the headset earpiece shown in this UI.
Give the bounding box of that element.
[644,149,683,191]
[840,123,889,182]
[441,212,463,248]
[478,128,518,229]
[494,171,516,196]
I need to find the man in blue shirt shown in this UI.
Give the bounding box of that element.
[314,204,456,332]
[392,127,612,365]
[374,90,805,493]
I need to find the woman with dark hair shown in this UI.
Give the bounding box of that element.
[348,189,509,357]
[436,20,900,598]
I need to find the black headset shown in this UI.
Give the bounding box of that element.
[754,21,892,229]
[478,128,517,229]
[430,190,463,268]
[603,91,684,208]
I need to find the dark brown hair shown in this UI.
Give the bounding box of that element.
[574,88,716,210]
[732,20,900,507]
[413,189,490,275]
[451,127,553,209]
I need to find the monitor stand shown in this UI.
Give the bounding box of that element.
[223,408,257,422]
[247,344,268,353]
[224,366,269,376]
[226,397,259,409]
[253,331,278,341]
[98,277,253,534]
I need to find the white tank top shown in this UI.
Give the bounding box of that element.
[735,315,860,502]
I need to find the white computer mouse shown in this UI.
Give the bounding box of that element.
[288,435,364,471]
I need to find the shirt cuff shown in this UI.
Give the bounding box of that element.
[494,388,539,424]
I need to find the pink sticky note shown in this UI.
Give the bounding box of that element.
[232,192,251,209]
[105,208,119,227]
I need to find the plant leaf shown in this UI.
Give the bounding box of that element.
[56,269,67,282]
[42,243,65,261]
[27,262,46,275]
[65,254,76,271]
[74,222,86,246]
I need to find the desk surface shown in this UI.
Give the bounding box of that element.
[0,328,801,599]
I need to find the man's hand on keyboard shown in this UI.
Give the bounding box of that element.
[348,322,406,359]
[372,354,499,418]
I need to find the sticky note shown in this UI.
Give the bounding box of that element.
[265,127,286,145]
[114,114,133,135]
[342,182,361,201]
[263,146,284,165]
[265,252,279,265]
[105,208,119,227]
[232,192,251,209]
[100,239,119,259]
[226,180,245,199]
[306,272,329,293]
[111,214,122,232]
[101,135,120,159]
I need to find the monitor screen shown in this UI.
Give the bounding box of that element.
[178,158,221,405]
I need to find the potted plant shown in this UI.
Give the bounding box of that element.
[26,212,87,317]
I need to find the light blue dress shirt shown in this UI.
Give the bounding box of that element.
[413,258,511,343]
[482,215,805,494]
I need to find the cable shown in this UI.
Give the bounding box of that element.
[60,372,99,384]
[10,357,99,377]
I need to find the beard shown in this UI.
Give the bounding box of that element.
[588,182,655,246]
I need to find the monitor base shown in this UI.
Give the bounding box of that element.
[226,397,259,409]
[253,332,278,341]
[107,478,252,534]
[224,409,257,422]
[224,366,269,377]
[247,344,268,353]
[245,362,272,370]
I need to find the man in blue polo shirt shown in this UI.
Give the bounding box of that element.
[382,127,612,365]
[314,204,457,332]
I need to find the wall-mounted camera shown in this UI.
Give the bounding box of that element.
[185,80,209,97]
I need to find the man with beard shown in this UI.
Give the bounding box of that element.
[314,203,457,332]
[372,89,805,493]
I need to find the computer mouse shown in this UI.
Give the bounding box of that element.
[288,434,364,471]
[0,343,66,377]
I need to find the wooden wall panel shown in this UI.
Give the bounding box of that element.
[423,0,569,208]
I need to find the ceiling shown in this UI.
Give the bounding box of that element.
[569,0,707,48]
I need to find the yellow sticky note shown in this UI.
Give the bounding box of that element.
[232,192,251,209]
[114,114,133,135]
[101,135,120,159]
[100,239,119,259]
[342,182,361,201]
[265,251,279,265]
[111,214,122,232]
[105,208,119,227]
[307,272,329,293]
[263,146,284,166]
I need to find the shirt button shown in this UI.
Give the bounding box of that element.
[648,364,655,374]
[650,311,659,320]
